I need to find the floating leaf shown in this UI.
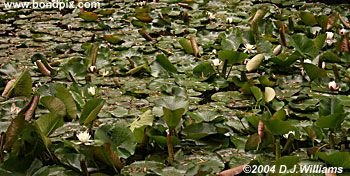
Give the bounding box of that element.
[264,87,275,103]
[183,123,217,139]
[300,11,318,26]
[121,161,164,175]
[246,54,264,72]
[4,113,27,151]
[250,86,263,102]
[79,98,105,126]
[303,63,327,81]
[103,34,123,45]
[156,54,178,73]
[193,62,216,80]
[53,84,77,120]
[95,124,136,159]
[178,38,194,54]
[130,110,154,132]
[316,97,346,129]
[290,34,317,57]
[218,50,248,65]
[78,11,98,22]
[162,107,185,130]
[93,143,124,170]
[320,51,341,62]
[245,133,260,150]
[220,28,242,50]
[316,152,350,169]
[135,12,153,23]
[265,120,295,135]
[130,110,154,143]
[41,96,66,117]
[35,112,64,136]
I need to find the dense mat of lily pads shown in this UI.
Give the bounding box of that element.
[0,0,350,175]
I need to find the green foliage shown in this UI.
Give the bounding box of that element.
[1,0,350,175]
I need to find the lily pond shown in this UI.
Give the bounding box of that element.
[1,0,350,175]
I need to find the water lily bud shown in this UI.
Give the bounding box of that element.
[340,29,348,35]
[77,131,91,143]
[35,60,51,76]
[273,45,282,55]
[326,31,334,40]
[325,31,336,46]
[89,65,97,72]
[1,79,15,97]
[322,61,326,69]
[328,81,339,91]
[301,68,305,76]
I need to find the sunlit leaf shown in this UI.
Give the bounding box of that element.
[79,98,105,126]
[156,54,178,73]
[178,38,194,54]
[41,96,67,117]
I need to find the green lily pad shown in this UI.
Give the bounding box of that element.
[156,54,178,73]
[79,98,105,126]
[41,96,67,117]
[78,11,98,22]
[35,112,64,136]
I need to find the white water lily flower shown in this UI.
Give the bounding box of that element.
[207,12,215,20]
[325,32,336,46]
[135,1,146,6]
[77,131,91,143]
[283,131,295,139]
[311,26,322,35]
[212,58,222,66]
[226,17,233,24]
[243,43,257,54]
[328,81,339,91]
[89,66,97,72]
[304,59,312,64]
[100,69,110,76]
[87,86,96,96]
